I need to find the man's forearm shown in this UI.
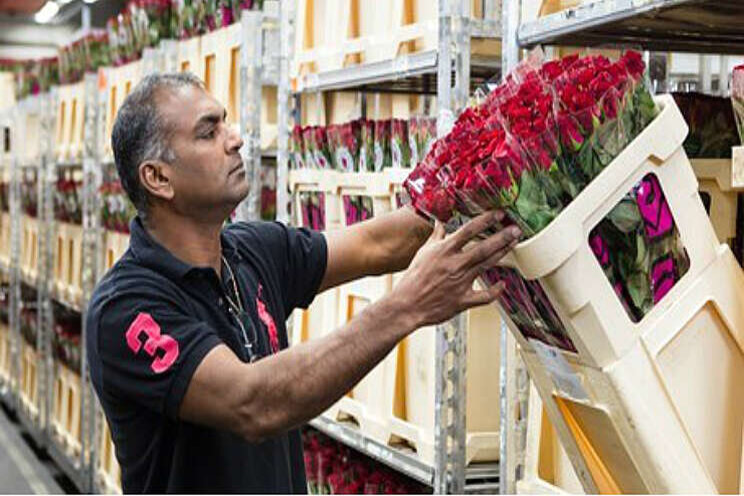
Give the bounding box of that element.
[362,206,432,275]
[238,294,418,441]
[319,206,432,292]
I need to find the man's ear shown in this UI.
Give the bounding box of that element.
[139,160,174,201]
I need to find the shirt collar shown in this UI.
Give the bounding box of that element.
[129,216,240,281]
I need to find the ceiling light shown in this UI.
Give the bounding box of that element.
[83,0,99,3]
[34,1,60,24]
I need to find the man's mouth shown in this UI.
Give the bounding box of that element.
[229,161,245,175]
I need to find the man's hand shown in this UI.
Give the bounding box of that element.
[392,211,521,329]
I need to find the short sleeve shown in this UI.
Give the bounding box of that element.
[228,221,328,314]
[88,286,221,420]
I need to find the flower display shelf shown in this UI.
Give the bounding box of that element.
[51,361,82,459]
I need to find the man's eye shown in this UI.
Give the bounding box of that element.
[200,128,216,139]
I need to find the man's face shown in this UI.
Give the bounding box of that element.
[157,84,248,220]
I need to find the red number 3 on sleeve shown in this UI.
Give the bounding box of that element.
[126,313,180,374]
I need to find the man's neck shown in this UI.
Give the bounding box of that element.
[144,211,224,276]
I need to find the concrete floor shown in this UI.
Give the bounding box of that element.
[0,405,65,494]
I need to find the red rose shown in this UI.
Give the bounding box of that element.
[557,114,585,151]
[345,480,363,494]
[620,50,645,79]
[540,60,563,82]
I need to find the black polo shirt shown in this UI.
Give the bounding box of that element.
[86,217,327,493]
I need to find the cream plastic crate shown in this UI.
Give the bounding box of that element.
[513,244,744,494]
[289,169,340,355]
[519,0,582,21]
[293,0,494,79]
[22,109,41,164]
[500,95,720,368]
[691,151,744,254]
[390,302,502,466]
[51,361,82,457]
[0,323,10,384]
[0,212,11,268]
[288,168,341,231]
[518,384,583,495]
[103,231,129,274]
[0,72,14,111]
[54,222,83,308]
[97,411,122,494]
[323,172,398,448]
[20,215,39,283]
[199,23,242,128]
[261,86,278,151]
[293,0,432,77]
[335,172,393,331]
[289,287,339,347]
[19,341,39,419]
[54,82,85,162]
[102,61,143,161]
[177,36,202,78]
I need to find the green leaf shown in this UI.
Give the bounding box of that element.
[516,172,558,234]
[607,198,642,233]
[626,271,651,311]
[635,233,650,270]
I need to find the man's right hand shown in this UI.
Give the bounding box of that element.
[391,211,521,330]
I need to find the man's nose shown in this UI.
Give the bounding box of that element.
[226,125,244,153]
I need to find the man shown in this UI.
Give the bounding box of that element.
[86,73,520,493]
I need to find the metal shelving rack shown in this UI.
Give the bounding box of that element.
[236,5,280,222]
[277,1,502,493]
[0,87,92,492]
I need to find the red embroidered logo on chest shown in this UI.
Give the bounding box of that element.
[256,285,279,353]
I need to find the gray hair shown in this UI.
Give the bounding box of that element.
[111,72,204,218]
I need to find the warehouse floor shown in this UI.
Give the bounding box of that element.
[0,405,66,494]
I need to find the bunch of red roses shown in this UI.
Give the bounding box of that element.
[289,116,437,173]
[406,50,696,332]
[405,50,656,238]
[302,430,427,494]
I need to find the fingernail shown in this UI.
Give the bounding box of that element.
[494,210,505,222]
[510,226,522,239]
